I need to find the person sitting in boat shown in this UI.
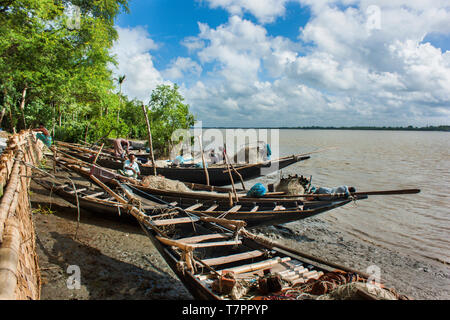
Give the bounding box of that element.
[307,185,356,200]
[122,154,140,179]
[33,123,52,148]
[209,149,220,164]
[113,138,130,158]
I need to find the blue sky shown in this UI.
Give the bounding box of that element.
[111,0,450,127]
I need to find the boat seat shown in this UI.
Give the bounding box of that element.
[177,233,232,244]
[67,188,87,194]
[184,203,204,211]
[152,216,199,226]
[204,204,219,212]
[225,205,242,213]
[190,240,241,248]
[202,250,264,266]
[84,191,106,199]
[217,257,291,275]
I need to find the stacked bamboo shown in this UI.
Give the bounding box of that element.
[0,130,44,300]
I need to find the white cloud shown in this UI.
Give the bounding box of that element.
[163,57,202,80]
[183,2,450,126]
[110,26,168,103]
[202,0,290,23]
[112,2,450,126]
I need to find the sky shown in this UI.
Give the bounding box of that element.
[111,0,450,127]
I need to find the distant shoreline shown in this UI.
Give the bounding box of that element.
[200,126,450,132]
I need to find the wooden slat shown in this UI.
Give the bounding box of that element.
[67,188,87,194]
[225,205,241,213]
[204,204,219,212]
[150,211,179,220]
[152,217,199,226]
[184,203,204,211]
[202,250,264,266]
[198,256,291,280]
[190,240,241,248]
[177,233,232,244]
[84,191,106,199]
[217,257,291,275]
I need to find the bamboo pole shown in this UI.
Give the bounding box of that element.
[223,150,245,190]
[0,217,20,300]
[197,136,210,186]
[141,104,157,176]
[0,152,23,240]
[257,188,421,198]
[92,143,105,165]
[223,152,238,202]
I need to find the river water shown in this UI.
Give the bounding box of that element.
[240,129,450,267]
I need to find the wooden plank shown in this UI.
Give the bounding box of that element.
[84,191,106,199]
[204,204,219,212]
[217,257,290,275]
[198,257,291,280]
[225,205,242,213]
[202,250,264,266]
[184,203,204,211]
[150,211,179,220]
[177,233,232,244]
[190,240,241,248]
[152,216,199,226]
[67,188,87,194]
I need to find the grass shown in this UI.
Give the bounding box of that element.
[32,204,55,215]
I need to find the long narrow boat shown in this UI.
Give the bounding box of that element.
[34,180,166,220]
[105,185,409,300]
[55,141,311,186]
[51,156,367,227]
[45,165,360,228]
[54,154,366,205]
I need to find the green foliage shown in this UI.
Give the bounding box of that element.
[32,204,55,215]
[149,84,195,155]
[0,0,196,150]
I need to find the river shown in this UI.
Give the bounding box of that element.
[240,129,450,266]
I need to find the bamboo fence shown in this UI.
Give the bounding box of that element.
[0,130,44,300]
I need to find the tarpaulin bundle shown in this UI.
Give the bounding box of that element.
[246,183,267,197]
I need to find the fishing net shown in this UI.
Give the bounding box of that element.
[140,175,191,192]
[275,175,309,195]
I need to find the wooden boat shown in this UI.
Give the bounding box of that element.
[101,184,409,300]
[34,179,166,221]
[55,141,311,186]
[51,156,367,227]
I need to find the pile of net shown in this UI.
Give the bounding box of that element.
[140,175,191,192]
[251,271,410,300]
[275,175,310,195]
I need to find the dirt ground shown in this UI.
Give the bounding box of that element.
[30,164,449,300]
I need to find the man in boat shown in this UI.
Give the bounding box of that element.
[122,153,140,179]
[113,138,130,158]
[32,123,52,148]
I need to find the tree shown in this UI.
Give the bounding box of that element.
[148,84,195,155]
[115,74,126,122]
[0,0,129,134]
